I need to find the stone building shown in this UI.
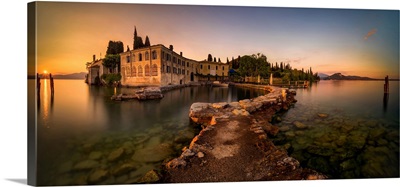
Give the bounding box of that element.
[196,60,229,82]
[119,44,199,87]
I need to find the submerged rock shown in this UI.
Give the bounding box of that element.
[317,113,328,118]
[73,160,99,171]
[88,151,103,160]
[112,163,137,176]
[131,143,174,163]
[108,148,125,162]
[293,121,307,129]
[138,170,161,183]
[88,169,108,184]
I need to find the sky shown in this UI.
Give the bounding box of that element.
[30,1,399,79]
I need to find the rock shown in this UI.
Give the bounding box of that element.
[138,170,161,183]
[279,125,290,132]
[232,109,250,116]
[131,143,174,163]
[88,151,103,160]
[189,103,210,114]
[376,138,389,146]
[317,113,328,118]
[181,149,195,158]
[288,89,296,95]
[88,169,108,183]
[112,163,137,176]
[293,121,307,129]
[368,127,386,140]
[340,159,357,171]
[197,152,205,158]
[165,158,187,169]
[108,148,124,162]
[285,131,296,137]
[212,102,228,109]
[228,102,241,109]
[73,160,99,171]
[174,130,195,144]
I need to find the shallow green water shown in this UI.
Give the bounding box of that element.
[32,79,266,185]
[273,80,399,179]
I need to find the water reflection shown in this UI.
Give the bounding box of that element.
[383,93,389,112]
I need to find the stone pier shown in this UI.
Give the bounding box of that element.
[162,85,326,183]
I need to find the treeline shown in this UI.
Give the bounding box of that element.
[232,53,319,83]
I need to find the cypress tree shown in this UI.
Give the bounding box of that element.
[208,54,213,62]
[145,36,150,47]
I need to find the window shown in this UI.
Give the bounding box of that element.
[167,66,171,73]
[145,64,150,76]
[187,70,189,75]
[139,54,143,61]
[152,50,157,60]
[216,66,218,70]
[223,66,224,70]
[182,70,185,75]
[132,66,137,77]
[151,64,158,76]
[182,61,185,67]
[132,54,136,62]
[173,57,176,63]
[138,65,143,77]
[187,62,189,67]
[173,67,177,74]
[166,54,171,61]
[145,52,149,61]
[178,59,181,65]
[178,68,181,74]
[127,56,130,63]
[126,66,131,76]
[208,65,210,70]
[162,64,165,73]
[161,51,165,60]
[200,65,203,69]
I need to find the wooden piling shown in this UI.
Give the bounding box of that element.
[50,73,54,95]
[37,73,41,108]
[384,75,389,94]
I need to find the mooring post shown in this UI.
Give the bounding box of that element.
[50,73,54,95]
[37,73,41,107]
[384,75,389,94]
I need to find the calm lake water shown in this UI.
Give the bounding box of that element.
[31,79,266,185]
[29,79,399,185]
[273,80,399,179]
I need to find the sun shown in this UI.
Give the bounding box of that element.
[43,70,48,74]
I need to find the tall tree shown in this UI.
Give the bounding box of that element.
[126,45,130,52]
[218,58,221,62]
[145,36,150,47]
[213,57,216,62]
[106,41,124,55]
[226,57,229,63]
[207,54,213,62]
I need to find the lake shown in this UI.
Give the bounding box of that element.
[273,80,399,179]
[30,79,267,185]
[29,79,399,185]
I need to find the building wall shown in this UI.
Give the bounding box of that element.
[120,44,198,87]
[197,61,229,81]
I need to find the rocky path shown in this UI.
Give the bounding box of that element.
[162,86,326,183]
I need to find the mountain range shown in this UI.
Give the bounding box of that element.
[322,73,376,80]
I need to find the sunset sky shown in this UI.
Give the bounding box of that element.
[32,1,399,79]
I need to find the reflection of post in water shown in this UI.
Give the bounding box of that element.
[383,75,389,112]
[37,73,41,109]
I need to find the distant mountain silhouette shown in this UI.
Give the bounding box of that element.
[323,73,376,80]
[318,73,329,78]
[52,72,87,79]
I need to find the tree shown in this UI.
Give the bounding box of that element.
[238,53,269,79]
[213,57,216,62]
[226,57,229,63]
[133,26,145,49]
[126,45,130,52]
[145,35,150,47]
[102,54,120,73]
[106,41,124,55]
[208,54,213,62]
[218,58,221,62]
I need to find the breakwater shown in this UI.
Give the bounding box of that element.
[162,85,326,183]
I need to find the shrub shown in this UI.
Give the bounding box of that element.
[101,73,121,85]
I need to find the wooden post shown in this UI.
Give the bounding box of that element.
[50,73,54,96]
[37,73,40,108]
[384,75,389,94]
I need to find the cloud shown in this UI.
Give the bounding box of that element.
[364,28,377,40]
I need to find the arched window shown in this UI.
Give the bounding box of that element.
[126,66,131,77]
[138,65,143,77]
[152,50,157,60]
[145,64,150,76]
[145,52,149,61]
[151,64,158,76]
[132,66,137,77]
[139,54,143,61]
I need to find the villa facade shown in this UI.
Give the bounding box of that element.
[119,44,229,87]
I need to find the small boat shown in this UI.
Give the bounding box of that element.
[212,81,229,87]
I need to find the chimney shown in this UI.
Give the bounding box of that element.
[169,45,173,51]
[93,55,96,62]
[180,52,183,56]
